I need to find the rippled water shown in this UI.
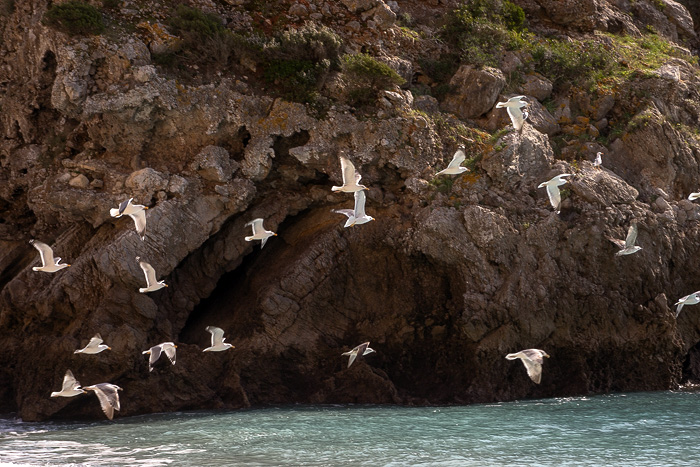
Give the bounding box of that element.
[1,391,699,466]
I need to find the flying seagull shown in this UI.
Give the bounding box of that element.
[331,156,368,192]
[688,192,700,201]
[83,383,122,420]
[29,240,70,273]
[136,257,167,293]
[110,198,148,240]
[342,342,375,368]
[203,326,234,352]
[593,152,603,169]
[436,147,468,176]
[495,95,528,131]
[332,190,375,228]
[50,370,85,398]
[610,223,642,256]
[506,349,550,384]
[537,174,572,214]
[245,218,277,249]
[143,342,177,372]
[75,334,111,354]
[675,291,700,318]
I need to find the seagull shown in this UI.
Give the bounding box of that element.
[332,190,375,228]
[29,240,70,273]
[74,334,111,354]
[342,342,375,368]
[136,256,167,293]
[203,326,234,352]
[610,223,642,256]
[110,198,148,240]
[331,156,368,192]
[245,218,277,249]
[142,342,177,372]
[436,147,468,176]
[537,174,572,214]
[593,152,603,168]
[495,95,528,131]
[675,291,700,318]
[688,192,700,201]
[50,370,85,398]
[506,349,550,384]
[83,383,122,420]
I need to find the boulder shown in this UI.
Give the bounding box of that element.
[441,66,505,119]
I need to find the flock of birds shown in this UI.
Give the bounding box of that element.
[27,94,698,418]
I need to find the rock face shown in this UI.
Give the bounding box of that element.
[1,0,700,422]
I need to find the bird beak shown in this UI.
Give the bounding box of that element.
[67,264,72,267]
[274,233,278,236]
[144,206,149,209]
[174,345,178,348]
[107,347,112,350]
[164,284,169,287]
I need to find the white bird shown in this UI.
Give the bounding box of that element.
[688,192,700,201]
[143,342,177,372]
[537,174,572,214]
[136,256,167,293]
[505,349,550,384]
[675,291,700,318]
[110,198,148,240]
[436,147,468,176]
[342,342,375,368]
[495,95,528,131]
[332,190,375,228]
[245,218,277,249]
[74,334,111,354]
[593,152,603,168]
[331,156,368,192]
[29,240,70,273]
[50,370,85,398]
[611,223,642,256]
[83,383,122,420]
[203,326,234,352]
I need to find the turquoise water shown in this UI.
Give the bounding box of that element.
[1,391,699,466]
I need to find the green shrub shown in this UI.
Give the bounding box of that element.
[168,4,226,39]
[530,38,614,85]
[502,1,525,31]
[341,53,406,106]
[44,1,105,36]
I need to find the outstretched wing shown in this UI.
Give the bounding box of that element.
[507,106,525,131]
[521,358,544,384]
[353,190,368,218]
[93,384,121,420]
[545,184,561,212]
[118,198,132,215]
[163,344,177,365]
[148,345,162,371]
[206,326,225,347]
[340,156,356,186]
[30,240,55,267]
[446,148,466,169]
[246,218,264,236]
[129,209,147,240]
[332,209,355,219]
[343,349,359,368]
[62,370,81,392]
[87,335,104,348]
[138,259,158,288]
[624,223,638,249]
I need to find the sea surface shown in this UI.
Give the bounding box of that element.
[1,391,699,466]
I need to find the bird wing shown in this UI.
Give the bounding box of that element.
[353,190,367,218]
[30,240,54,267]
[595,153,603,165]
[87,335,104,348]
[207,326,225,346]
[343,349,359,368]
[553,174,572,186]
[118,198,132,215]
[62,370,81,392]
[148,345,162,370]
[624,223,638,249]
[332,209,355,219]
[129,209,147,240]
[92,384,121,419]
[546,184,561,212]
[508,95,527,104]
[139,260,158,288]
[163,344,177,365]
[245,218,264,236]
[340,156,356,186]
[357,342,370,355]
[521,358,543,384]
[507,106,525,131]
[446,149,466,169]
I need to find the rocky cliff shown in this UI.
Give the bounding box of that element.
[2,0,700,421]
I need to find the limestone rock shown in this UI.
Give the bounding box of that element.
[569,168,639,207]
[125,168,169,194]
[190,146,238,183]
[68,174,89,188]
[518,73,553,101]
[441,66,505,119]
